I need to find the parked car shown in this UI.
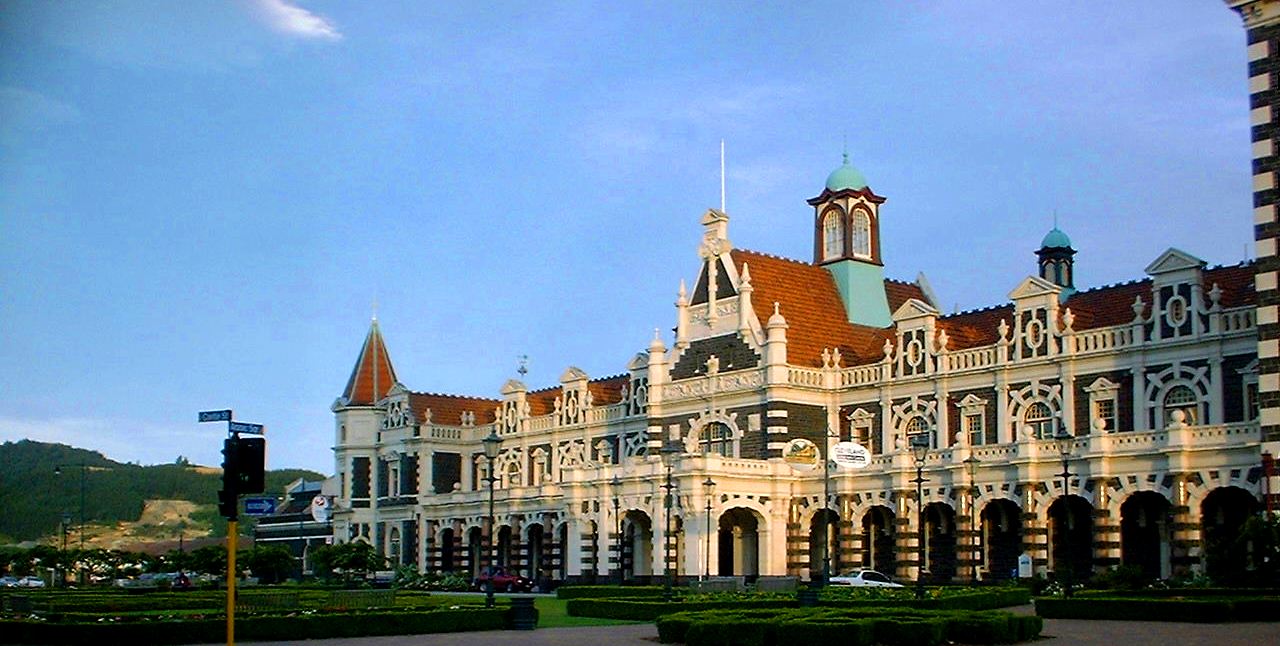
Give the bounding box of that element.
[828,569,903,588]
[474,567,533,593]
[0,576,18,588]
[16,576,46,588]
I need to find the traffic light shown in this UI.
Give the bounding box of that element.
[217,488,238,519]
[236,435,266,494]
[221,435,266,494]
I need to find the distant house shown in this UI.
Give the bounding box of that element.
[252,477,336,577]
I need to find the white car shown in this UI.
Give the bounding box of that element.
[16,576,46,588]
[828,569,903,588]
[0,576,18,588]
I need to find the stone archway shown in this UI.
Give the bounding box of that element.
[860,505,896,575]
[497,525,513,569]
[526,524,545,580]
[439,527,456,573]
[1121,491,1173,581]
[1048,495,1093,583]
[622,510,653,580]
[467,526,484,578]
[718,507,761,577]
[980,499,1022,581]
[922,502,957,583]
[1201,486,1260,583]
[809,508,840,582]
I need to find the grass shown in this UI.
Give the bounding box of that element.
[536,596,644,628]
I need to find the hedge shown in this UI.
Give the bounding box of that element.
[555,585,667,600]
[1074,588,1280,599]
[0,607,510,644]
[568,589,1029,621]
[654,607,1041,646]
[1035,596,1280,622]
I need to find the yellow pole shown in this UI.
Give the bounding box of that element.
[227,520,237,646]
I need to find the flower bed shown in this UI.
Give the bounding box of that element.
[565,588,1030,621]
[0,607,511,644]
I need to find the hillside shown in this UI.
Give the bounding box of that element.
[0,440,324,544]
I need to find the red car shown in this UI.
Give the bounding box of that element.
[474,567,533,593]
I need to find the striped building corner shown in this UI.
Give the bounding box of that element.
[1227,0,1280,509]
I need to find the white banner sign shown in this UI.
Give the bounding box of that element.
[831,442,872,469]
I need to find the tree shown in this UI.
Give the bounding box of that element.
[310,541,384,583]
[242,545,295,584]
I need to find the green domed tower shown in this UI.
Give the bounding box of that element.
[807,153,891,328]
[1037,225,1076,300]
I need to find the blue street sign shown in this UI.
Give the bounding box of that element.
[243,497,276,516]
[229,421,265,434]
[198,409,232,423]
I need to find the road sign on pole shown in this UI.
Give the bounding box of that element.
[198,410,232,423]
[228,421,265,435]
[243,497,276,517]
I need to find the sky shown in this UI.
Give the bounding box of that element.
[0,1,1257,474]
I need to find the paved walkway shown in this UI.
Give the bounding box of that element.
[228,614,1280,646]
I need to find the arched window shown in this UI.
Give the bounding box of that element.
[904,415,934,448]
[822,211,843,260]
[702,422,733,456]
[1025,402,1056,440]
[851,210,871,258]
[388,527,401,565]
[1164,385,1198,425]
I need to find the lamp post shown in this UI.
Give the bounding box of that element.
[59,513,71,587]
[818,425,840,588]
[963,454,982,585]
[702,477,716,581]
[908,432,931,600]
[482,430,503,609]
[1053,430,1077,598]
[659,442,679,602]
[611,476,623,585]
[54,462,87,550]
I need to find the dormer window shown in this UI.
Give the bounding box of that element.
[823,210,843,260]
[851,210,871,258]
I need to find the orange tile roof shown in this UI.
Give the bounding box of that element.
[341,320,399,405]
[938,305,1014,351]
[408,392,499,426]
[885,278,928,312]
[524,374,630,416]
[730,249,897,367]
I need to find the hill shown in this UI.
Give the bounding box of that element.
[0,440,324,544]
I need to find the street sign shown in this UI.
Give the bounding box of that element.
[311,495,330,523]
[198,409,232,423]
[783,438,820,472]
[832,442,872,469]
[229,421,265,434]
[243,497,276,516]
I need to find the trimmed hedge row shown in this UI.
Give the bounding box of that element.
[655,607,1043,646]
[1073,588,1280,599]
[556,585,667,600]
[568,598,792,621]
[0,608,510,644]
[566,589,1030,621]
[1035,596,1280,623]
[2,589,448,614]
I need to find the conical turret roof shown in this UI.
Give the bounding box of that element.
[340,318,398,405]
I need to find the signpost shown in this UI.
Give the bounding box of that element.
[199,408,267,646]
[198,410,232,423]
[228,421,265,435]
[243,497,277,517]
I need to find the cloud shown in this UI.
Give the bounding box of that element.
[252,0,342,41]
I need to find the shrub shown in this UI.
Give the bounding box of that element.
[873,617,946,646]
[779,616,875,646]
[555,585,666,599]
[1033,597,1280,622]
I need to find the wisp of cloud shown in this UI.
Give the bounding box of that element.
[254,0,342,41]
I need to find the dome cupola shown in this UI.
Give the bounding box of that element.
[824,152,868,192]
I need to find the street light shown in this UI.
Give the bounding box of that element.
[908,432,931,600]
[1053,429,1077,598]
[482,429,503,609]
[611,476,623,585]
[818,426,838,588]
[963,454,982,585]
[659,442,679,602]
[702,477,716,581]
[54,462,87,550]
